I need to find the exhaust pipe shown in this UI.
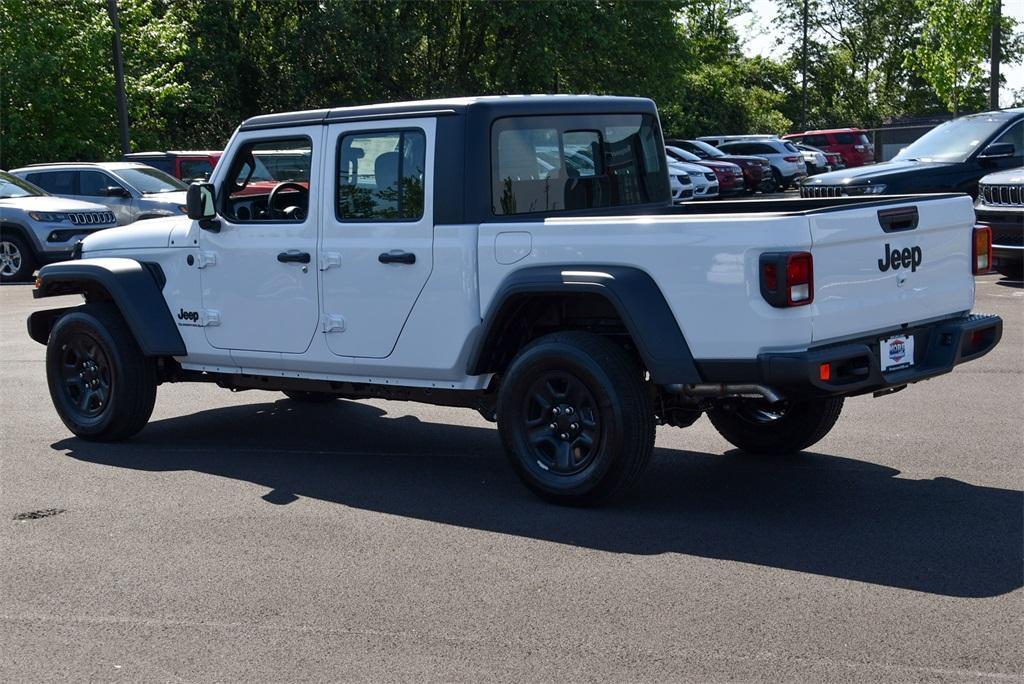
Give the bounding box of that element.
[665,383,784,404]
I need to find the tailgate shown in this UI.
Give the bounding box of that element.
[809,195,975,342]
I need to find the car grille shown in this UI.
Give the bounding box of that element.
[980,184,1024,207]
[800,185,845,198]
[68,211,116,225]
[991,226,1023,246]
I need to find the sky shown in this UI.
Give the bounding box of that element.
[729,0,1024,107]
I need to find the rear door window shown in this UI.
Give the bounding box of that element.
[29,171,77,195]
[804,134,828,147]
[834,132,857,144]
[491,114,668,215]
[336,130,426,220]
[179,159,214,182]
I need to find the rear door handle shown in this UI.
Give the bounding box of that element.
[277,250,311,264]
[378,251,416,265]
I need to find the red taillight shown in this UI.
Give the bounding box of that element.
[973,224,992,274]
[819,363,831,381]
[759,251,813,307]
[784,155,802,162]
[786,253,813,304]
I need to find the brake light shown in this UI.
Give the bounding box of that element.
[759,252,814,307]
[973,224,992,274]
[784,155,802,162]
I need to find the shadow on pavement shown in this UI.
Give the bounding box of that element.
[54,398,1023,599]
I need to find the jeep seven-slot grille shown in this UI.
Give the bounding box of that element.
[68,211,116,225]
[800,185,845,198]
[980,184,1023,207]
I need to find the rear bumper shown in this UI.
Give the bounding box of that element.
[696,313,1002,399]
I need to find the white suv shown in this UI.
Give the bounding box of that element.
[713,138,807,190]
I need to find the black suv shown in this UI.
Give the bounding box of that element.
[801,108,1023,199]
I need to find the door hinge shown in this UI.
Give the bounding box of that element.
[196,251,217,269]
[321,314,346,333]
[319,252,342,271]
[200,309,221,327]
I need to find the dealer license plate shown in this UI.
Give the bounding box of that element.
[880,334,915,372]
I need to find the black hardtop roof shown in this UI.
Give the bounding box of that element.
[238,95,659,131]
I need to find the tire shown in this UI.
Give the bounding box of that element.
[707,397,844,455]
[46,303,157,441]
[282,390,339,403]
[772,169,789,191]
[0,234,36,282]
[496,331,655,506]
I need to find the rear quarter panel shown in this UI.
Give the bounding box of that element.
[478,214,815,359]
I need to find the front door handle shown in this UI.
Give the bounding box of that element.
[277,250,311,264]
[378,251,416,265]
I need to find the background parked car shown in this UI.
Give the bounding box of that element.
[665,146,743,196]
[124,151,221,183]
[11,162,189,225]
[0,170,116,281]
[800,108,1023,198]
[666,138,772,194]
[975,166,1023,279]
[793,143,831,174]
[713,138,807,190]
[783,128,875,167]
[667,162,695,203]
[667,157,719,200]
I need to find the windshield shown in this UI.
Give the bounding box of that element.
[894,115,1014,163]
[0,171,46,199]
[686,140,725,158]
[115,167,187,194]
[666,146,702,163]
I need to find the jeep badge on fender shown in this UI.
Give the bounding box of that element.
[878,243,923,272]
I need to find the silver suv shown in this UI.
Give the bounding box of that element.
[0,171,116,281]
[10,162,188,226]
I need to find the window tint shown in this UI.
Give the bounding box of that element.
[142,158,174,174]
[224,137,312,222]
[492,114,667,215]
[803,134,828,147]
[993,121,1022,153]
[834,132,857,144]
[337,130,425,220]
[29,171,76,195]
[179,159,213,182]
[79,171,120,197]
[783,142,800,153]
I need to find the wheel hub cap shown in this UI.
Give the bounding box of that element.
[523,372,601,476]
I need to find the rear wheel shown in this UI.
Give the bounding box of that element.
[46,304,157,440]
[707,397,843,455]
[0,235,35,282]
[497,332,655,505]
[772,169,787,192]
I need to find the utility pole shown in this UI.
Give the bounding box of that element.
[801,0,809,128]
[106,0,131,155]
[990,0,1001,110]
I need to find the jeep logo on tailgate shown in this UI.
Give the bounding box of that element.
[878,243,923,272]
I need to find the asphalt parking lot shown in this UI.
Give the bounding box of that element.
[1,275,1021,681]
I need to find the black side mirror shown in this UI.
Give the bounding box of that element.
[104,185,129,198]
[186,182,217,220]
[978,142,1015,159]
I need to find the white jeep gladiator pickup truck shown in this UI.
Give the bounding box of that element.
[28,96,1002,505]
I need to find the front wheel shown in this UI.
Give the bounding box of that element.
[0,235,36,282]
[46,304,157,441]
[707,397,844,455]
[497,332,655,506]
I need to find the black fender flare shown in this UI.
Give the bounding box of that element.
[28,258,186,356]
[467,265,701,385]
[0,219,41,256]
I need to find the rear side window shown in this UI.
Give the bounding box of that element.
[142,158,174,174]
[783,142,800,153]
[337,130,426,221]
[804,134,828,147]
[179,159,213,182]
[491,114,668,215]
[834,132,857,144]
[28,171,76,195]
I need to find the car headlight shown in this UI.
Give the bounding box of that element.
[28,211,68,223]
[843,184,887,196]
